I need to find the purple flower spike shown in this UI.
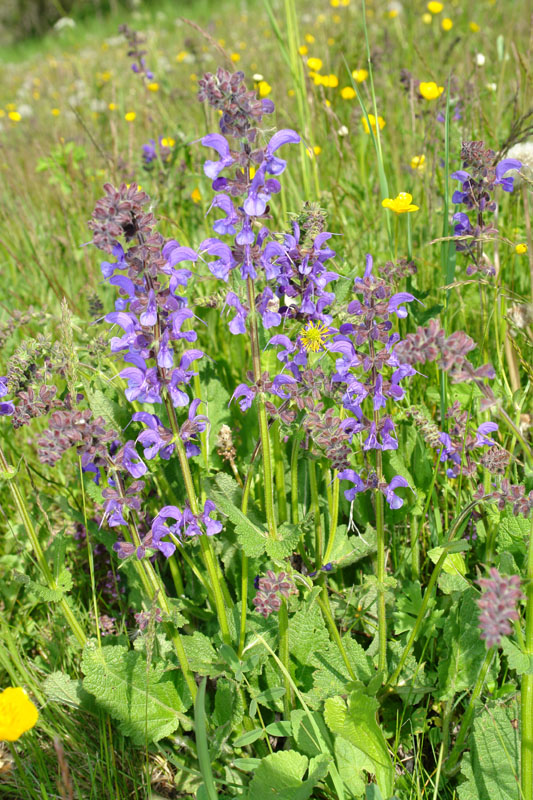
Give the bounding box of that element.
[264,129,301,175]
[232,383,255,412]
[121,441,147,478]
[494,158,522,193]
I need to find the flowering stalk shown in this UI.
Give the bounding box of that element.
[521,516,533,799]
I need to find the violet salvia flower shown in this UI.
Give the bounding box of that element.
[450,140,521,276]
[477,568,523,648]
[119,23,155,81]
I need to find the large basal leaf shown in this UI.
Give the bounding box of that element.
[324,691,394,798]
[458,702,520,800]
[81,639,191,744]
[245,750,330,800]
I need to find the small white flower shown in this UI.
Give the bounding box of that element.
[338,125,349,137]
[486,82,497,91]
[475,53,486,66]
[253,73,264,82]
[507,141,533,183]
[54,16,75,31]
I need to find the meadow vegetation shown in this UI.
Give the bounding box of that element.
[0,0,532,798]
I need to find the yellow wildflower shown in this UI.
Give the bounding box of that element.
[317,13,326,23]
[147,82,159,92]
[330,0,340,6]
[288,88,295,96]
[8,111,21,122]
[124,111,136,122]
[325,74,339,88]
[258,80,272,97]
[419,81,444,100]
[333,13,341,23]
[442,17,453,30]
[422,12,432,22]
[51,108,60,116]
[427,1,443,12]
[382,192,419,214]
[99,70,112,82]
[341,86,356,99]
[307,145,322,158]
[305,33,315,43]
[341,0,350,5]
[176,51,188,62]
[362,114,386,134]
[190,73,198,81]
[191,188,202,204]
[469,21,480,32]
[327,37,335,45]
[249,166,256,179]
[325,99,331,107]
[515,243,528,255]
[218,38,226,46]
[230,53,241,63]
[352,68,369,82]
[388,9,399,18]
[108,102,117,111]
[32,91,40,100]
[0,687,38,742]
[307,57,323,72]
[298,45,308,55]
[301,321,331,353]
[411,154,426,171]
[160,137,175,147]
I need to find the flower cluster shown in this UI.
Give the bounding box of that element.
[475,478,533,517]
[477,568,523,648]
[252,570,298,618]
[119,24,155,81]
[451,140,521,276]
[141,137,174,167]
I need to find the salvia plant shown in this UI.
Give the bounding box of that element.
[2,32,533,800]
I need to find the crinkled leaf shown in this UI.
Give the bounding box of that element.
[245,750,330,800]
[458,702,520,800]
[265,522,300,560]
[81,639,191,744]
[212,473,268,557]
[43,671,97,713]
[501,637,533,675]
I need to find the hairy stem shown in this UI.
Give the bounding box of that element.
[521,515,533,799]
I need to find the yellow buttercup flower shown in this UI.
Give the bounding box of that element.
[230,53,241,63]
[298,45,308,55]
[307,145,322,158]
[441,17,453,30]
[8,111,21,122]
[124,111,136,122]
[108,102,117,111]
[191,188,202,204]
[51,108,60,116]
[515,243,528,255]
[176,50,188,62]
[0,687,38,742]
[330,0,340,6]
[427,1,443,12]
[258,80,272,97]
[422,12,432,22]
[327,37,335,45]
[147,82,159,92]
[352,68,369,83]
[411,154,426,171]
[288,88,295,96]
[332,13,341,22]
[419,81,444,100]
[382,192,419,214]
[469,21,480,32]
[301,321,331,352]
[362,114,386,134]
[322,74,339,88]
[388,8,399,18]
[341,86,356,99]
[305,33,315,43]
[160,137,175,147]
[307,57,323,72]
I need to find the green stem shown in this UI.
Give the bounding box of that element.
[410,516,420,580]
[322,467,340,567]
[0,448,86,647]
[317,586,356,681]
[375,485,387,675]
[278,600,292,718]
[246,277,278,539]
[308,458,323,569]
[272,421,288,524]
[290,434,301,524]
[521,516,533,799]
[166,398,232,645]
[445,647,495,776]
